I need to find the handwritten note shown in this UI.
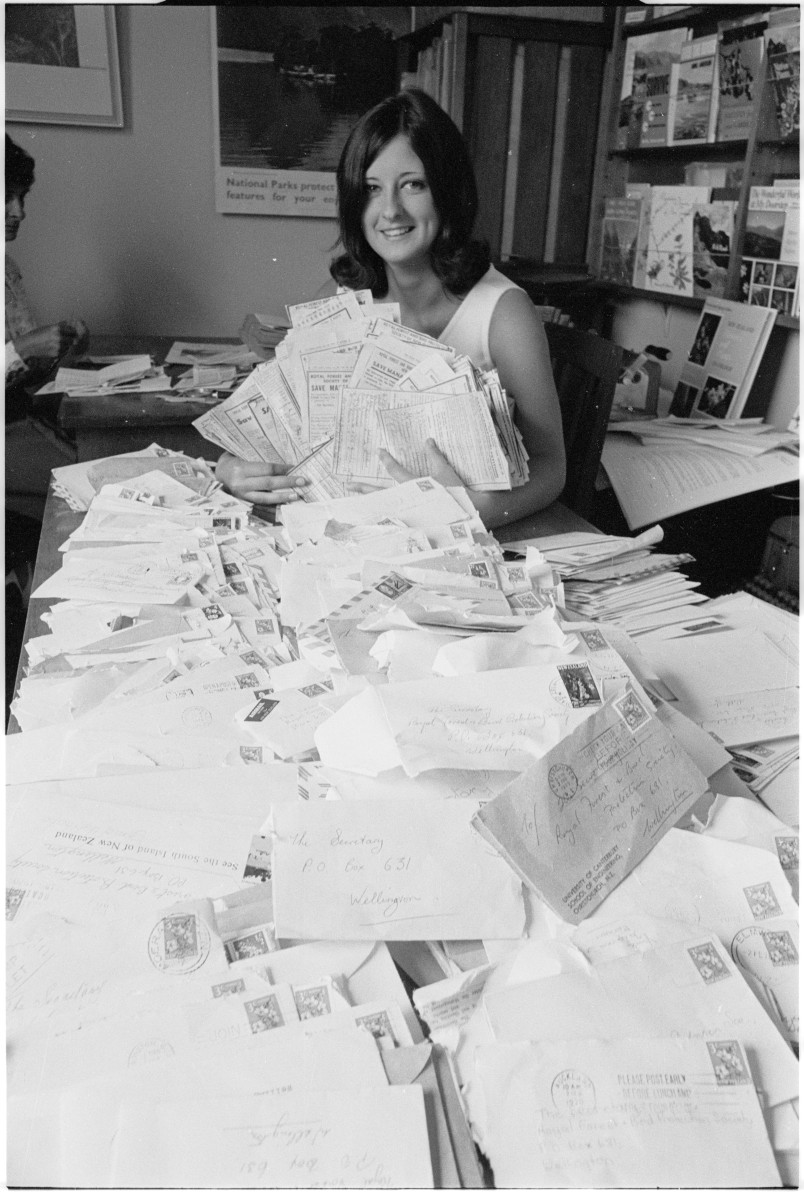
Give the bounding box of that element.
[270,800,525,941]
[473,694,709,923]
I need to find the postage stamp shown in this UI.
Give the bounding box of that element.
[374,573,413,600]
[579,629,608,652]
[242,836,272,883]
[225,929,272,963]
[613,689,650,734]
[236,672,261,689]
[148,912,210,975]
[244,994,285,1033]
[743,882,782,921]
[6,888,25,921]
[355,1011,396,1044]
[760,929,799,967]
[239,746,263,763]
[212,979,246,998]
[163,913,198,960]
[555,663,602,709]
[294,984,332,1020]
[706,1040,751,1086]
[775,836,799,872]
[688,942,730,984]
[245,698,280,723]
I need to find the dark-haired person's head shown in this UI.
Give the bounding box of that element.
[6,135,35,243]
[331,88,489,296]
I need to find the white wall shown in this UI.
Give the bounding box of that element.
[611,298,800,431]
[8,5,339,338]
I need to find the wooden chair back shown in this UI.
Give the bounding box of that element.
[544,322,623,521]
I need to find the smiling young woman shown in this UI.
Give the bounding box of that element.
[217,90,566,529]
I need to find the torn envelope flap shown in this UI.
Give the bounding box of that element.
[432,614,577,675]
[472,695,710,924]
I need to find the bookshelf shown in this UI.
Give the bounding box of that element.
[396,11,615,265]
[589,5,800,326]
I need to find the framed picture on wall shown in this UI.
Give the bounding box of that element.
[211,5,411,217]
[5,4,123,127]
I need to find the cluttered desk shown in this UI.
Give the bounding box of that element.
[53,334,265,460]
[7,293,799,1188]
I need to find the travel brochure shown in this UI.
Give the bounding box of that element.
[617,12,800,149]
[671,296,778,420]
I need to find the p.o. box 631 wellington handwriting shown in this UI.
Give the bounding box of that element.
[270,800,525,941]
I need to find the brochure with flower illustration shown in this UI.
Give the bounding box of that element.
[670,296,777,420]
[644,185,710,297]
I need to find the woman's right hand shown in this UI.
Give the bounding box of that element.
[215,452,308,506]
[15,322,80,362]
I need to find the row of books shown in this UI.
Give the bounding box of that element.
[399,17,460,122]
[599,179,800,316]
[617,8,800,149]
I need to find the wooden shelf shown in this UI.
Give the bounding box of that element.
[597,282,800,330]
[622,5,770,37]
[610,141,749,161]
[590,5,801,328]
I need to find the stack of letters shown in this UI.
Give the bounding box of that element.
[7,446,798,1188]
[518,525,706,635]
[194,291,528,501]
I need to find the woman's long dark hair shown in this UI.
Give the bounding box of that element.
[5,135,35,198]
[330,89,489,297]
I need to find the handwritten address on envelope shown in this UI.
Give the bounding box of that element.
[270,799,525,941]
[472,693,709,924]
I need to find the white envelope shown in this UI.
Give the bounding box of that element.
[577,827,800,1044]
[7,786,252,929]
[270,799,525,941]
[474,1036,781,1188]
[43,1028,388,1189]
[482,932,799,1111]
[316,661,630,777]
[111,1086,433,1188]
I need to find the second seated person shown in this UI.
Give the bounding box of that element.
[217,88,566,529]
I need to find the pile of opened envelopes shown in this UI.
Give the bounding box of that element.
[7,443,798,1188]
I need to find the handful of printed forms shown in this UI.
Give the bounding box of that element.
[193,290,529,502]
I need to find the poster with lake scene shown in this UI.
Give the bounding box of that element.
[212,6,411,217]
